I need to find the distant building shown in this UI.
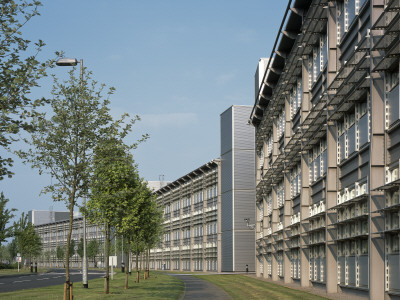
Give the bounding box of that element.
[28,210,70,226]
[34,217,105,268]
[147,181,170,192]
[149,105,256,272]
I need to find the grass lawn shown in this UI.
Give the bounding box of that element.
[0,271,184,299]
[195,274,329,300]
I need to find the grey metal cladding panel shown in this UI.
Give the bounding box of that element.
[234,231,256,271]
[340,169,359,189]
[389,124,400,149]
[360,148,370,165]
[388,85,399,126]
[312,190,323,204]
[360,163,369,179]
[234,150,256,190]
[221,231,233,272]
[389,142,400,164]
[233,107,255,150]
[221,152,233,193]
[311,180,323,195]
[221,107,233,156]
[359,114,368,148]
[233,190,256,230]
[221,191,233,232]
[340,155,359,178]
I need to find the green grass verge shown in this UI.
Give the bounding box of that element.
[194,274,329,300]
[0,271,184,299]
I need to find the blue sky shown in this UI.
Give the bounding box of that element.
[1,1,287,217]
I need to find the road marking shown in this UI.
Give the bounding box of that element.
[0,283,5,285]
[13,280,31,283]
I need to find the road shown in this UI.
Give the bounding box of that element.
[0,269,105,293]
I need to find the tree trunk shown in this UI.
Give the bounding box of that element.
[64,199,75,300]
[146,247,149,279]
[147,247,151,278]
[124,239,130,289]
[135,244,139,283]
[104,223,110,294]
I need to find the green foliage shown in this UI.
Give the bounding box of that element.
[43,250,51,263]
[68,239,75,258]
[0,192,17,247]
[85,136,142,293]
[87,239,100,263]
[0,0,53,180]
[13,213,42,260]
[77,237,84,258]
[16,66,141,286]
[56,245,64,261]
[7,239,18,261]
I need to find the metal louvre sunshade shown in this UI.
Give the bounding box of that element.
[372,16,400,51]
[372,39,400,72]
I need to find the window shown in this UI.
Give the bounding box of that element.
[277,180,285,208]
[266,193,273,215]
[194,225,203,237]
[310,35,328,86]
[386,65,400,127]
[277,110,285,141]
[290,164,302,198]
[194,190,203,204]
[183,196,191,208]
[173,200,180,212]
[338,102,369,162]
[290,78,303,119]
[309,138,327,183]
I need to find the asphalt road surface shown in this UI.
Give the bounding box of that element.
[0,269,105,293]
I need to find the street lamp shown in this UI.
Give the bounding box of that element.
[56,57,88,289]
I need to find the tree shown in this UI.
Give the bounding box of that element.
[16,68,139,299]
[7,239,18,262]
[85,136,141,293]
[139,187,163,279]
[76,238,84,259]
[0,0,51,180]
[0,193,17,247]
[69,239,75,259]
[13,213,42,265]
[56,245,64,266]
[87,239,100,266]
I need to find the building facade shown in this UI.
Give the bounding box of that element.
[150,160,221,272]
[250,0,399,299]
[150,105,256,272]
[221,105,256,272]
[34,216,105,267]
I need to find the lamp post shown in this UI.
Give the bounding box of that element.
[56,58,88,289]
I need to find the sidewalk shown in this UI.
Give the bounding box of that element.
[170,274,232,300]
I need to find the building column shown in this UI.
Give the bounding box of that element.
[325,1,338,294]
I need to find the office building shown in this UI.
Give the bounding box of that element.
[249,0,399,299]
[150,105,256,272]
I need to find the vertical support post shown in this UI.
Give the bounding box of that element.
[325,3,339,293]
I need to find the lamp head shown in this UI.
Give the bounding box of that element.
[56,58,78,66]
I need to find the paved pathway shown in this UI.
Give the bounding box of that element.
[170,274,232,300]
